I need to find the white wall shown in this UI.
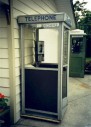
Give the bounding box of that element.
[0,7,10,101]
[12,0,57,123]
[39,29,58,63]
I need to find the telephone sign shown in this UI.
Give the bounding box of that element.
[17,13,72,26]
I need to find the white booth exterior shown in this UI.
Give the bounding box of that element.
[17,12,72,122]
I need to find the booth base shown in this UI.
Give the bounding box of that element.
[21,114,61,123]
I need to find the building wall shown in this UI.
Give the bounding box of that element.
[55,0,76,29]
[12,0,57,122]
[0,0,75,123]
[0,7,10,101]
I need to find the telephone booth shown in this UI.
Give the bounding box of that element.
[69,29,86,77]
[17,13,72,122]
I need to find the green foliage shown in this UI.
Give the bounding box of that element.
[73,0,91,34]
[0,93,8,109]
[73,0,87,23]
[78,11,91,34]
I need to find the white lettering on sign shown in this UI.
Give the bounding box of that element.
[43,23,59,28]
[25,15,56,22]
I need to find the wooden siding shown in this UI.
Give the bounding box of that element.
[55,0,76,29]
[0,78,9,87]
[12,0,57,122]
[0,39,8,48]
[0,7,10,99]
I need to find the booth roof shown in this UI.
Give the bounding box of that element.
[70,29,86,35]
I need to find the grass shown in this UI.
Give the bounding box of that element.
[86,57,91,63]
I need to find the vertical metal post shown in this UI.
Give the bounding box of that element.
[58,23,64,120]
[20,24,25,114]
[35,29,39,63]
[67,30,70,97]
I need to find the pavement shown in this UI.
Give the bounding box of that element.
[11,75,91,127]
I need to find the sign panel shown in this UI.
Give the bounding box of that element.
[17,13,72,26]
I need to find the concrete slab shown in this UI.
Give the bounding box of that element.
[11,75,91,127]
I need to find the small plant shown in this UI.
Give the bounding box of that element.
[0,93,8,110]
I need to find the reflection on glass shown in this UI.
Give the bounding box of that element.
[63,27,68,65]
[72,37,83,53]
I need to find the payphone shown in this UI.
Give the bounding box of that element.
[72,38,82,53]
[17,12,71,122]
[35,41,44,62]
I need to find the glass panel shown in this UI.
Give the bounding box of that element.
[63,27,68,65]
[71,37,83,53]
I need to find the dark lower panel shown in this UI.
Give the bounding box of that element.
[25,69,58,113]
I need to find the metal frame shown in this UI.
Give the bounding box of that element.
[17,13,71,121]
[57,22,63,120]
[20,24,25,114]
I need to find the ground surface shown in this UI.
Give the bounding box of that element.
[11,75,91,127]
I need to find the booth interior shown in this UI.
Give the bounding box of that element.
[17,13,71,121]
